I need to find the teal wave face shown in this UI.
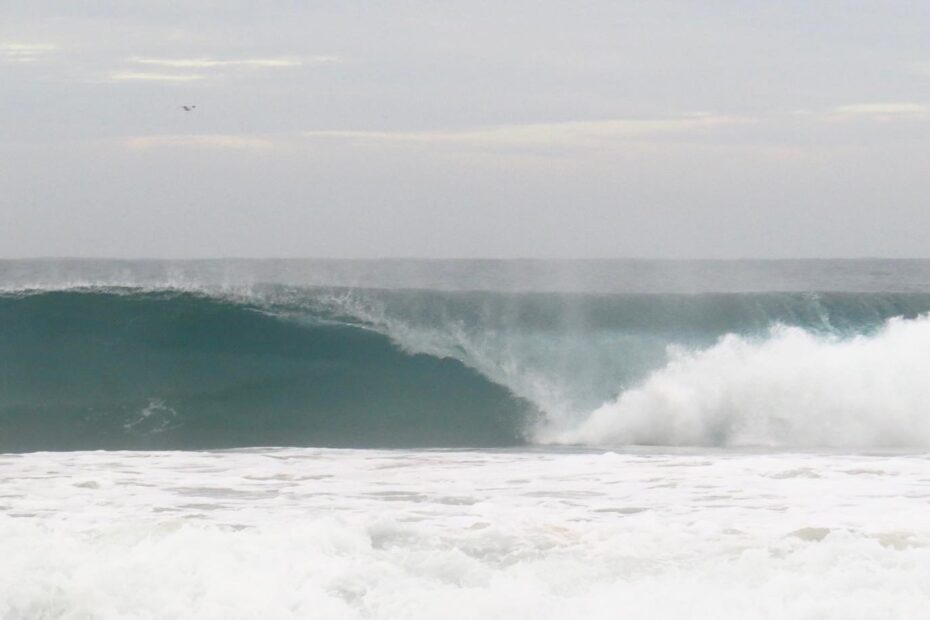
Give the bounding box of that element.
[0,291,531,451]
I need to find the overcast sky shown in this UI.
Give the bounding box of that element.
[2,1,930,258]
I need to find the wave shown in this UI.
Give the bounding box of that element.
[2,285,930,450]
[0,290,529,451]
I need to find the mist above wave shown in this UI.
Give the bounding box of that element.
[5,258,930,294]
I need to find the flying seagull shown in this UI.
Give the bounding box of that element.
[181,105,197,112]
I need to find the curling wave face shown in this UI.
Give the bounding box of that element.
[2,276,930,450]
[0,290,529,451]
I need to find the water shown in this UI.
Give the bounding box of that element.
[2,259,930,617]
[3,448,930,619]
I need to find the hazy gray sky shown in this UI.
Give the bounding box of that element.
[2,1,930,258]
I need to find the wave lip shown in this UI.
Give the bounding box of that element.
[552,316,930,448]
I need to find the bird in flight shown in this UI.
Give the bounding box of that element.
[181,105,197,112]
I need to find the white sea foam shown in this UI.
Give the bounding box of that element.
[554,316,930,447]
[1,448,929,619]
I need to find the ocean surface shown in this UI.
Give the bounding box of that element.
[2,259,930,618]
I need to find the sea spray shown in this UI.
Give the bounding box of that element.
[553,317,930,447]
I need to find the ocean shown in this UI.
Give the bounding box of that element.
[2,259,930,618]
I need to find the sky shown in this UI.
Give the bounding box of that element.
[2,0,930,258]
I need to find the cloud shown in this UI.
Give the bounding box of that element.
[127,56,339,69]
[108,72,207,82]
[0,43,56,63]
[124,134,276,150]
[117,115,751,159]
[303,115,751,150]
[106,55,339,84]
[828,103,930,121]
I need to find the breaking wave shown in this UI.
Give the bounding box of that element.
[553,317,930,448]
[2,283,930,450]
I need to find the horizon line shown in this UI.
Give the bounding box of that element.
[3,256,929,262]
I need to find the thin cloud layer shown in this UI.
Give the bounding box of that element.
[109,71,207,82]
[0,43,56,63]
[124,134,276,150]
[829,103,930,121]
[128,56,338,69]
[113,107,922,156]
[304,116,752,150]
[104,54,338,83]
